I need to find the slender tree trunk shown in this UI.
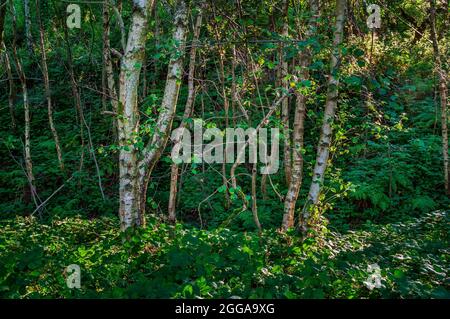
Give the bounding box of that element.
[1,2,13,129]
[429,0,449,195]
[231,45,237,127]
[300,0,346,233]
[62,18,86,173]
[61,12,105,198]
[3,43,16,129]
[35,0,65,173]
[103,0,119,144]
[251,163,262,234]
[0,0,6,46]
[22,71,36,205]
[168,164,180,223]
[11,1,37,207]
[212,6,231,207]
[23,0,33,53]
[229,92,291,232]
[282,0,319,231]
[142,51,148,101]
[101,2,109,112]
[152,4,160,89]
[103,1,119,111]
[281,0,292,185]
[138,0,188,226]
[230,92,291,188]
[168,6,203,223]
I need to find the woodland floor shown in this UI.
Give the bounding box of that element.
[0,210,448,299]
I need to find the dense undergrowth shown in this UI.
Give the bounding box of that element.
[0,210,448,299]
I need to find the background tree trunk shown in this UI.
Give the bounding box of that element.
[103,1,118,112]
[168,6,203,223]
[0,0,6,45]
[282,0,319,231]
[11,1,38,208]
[2,43,16,129]
[23,0,33,53]
[281,0,292,186]
[429,0,449,196]
[36,0,65,173]
[62,16,85,172]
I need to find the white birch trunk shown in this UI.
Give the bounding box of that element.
[118,0,155,230]
[118,0,188,230]
[139,0,188,192]
[300,0,346,232]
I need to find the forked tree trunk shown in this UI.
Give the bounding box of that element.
[36,0,65,173]
[168,7,203,223]
[300,0,346,233]
[429,0,449,195]
[282,0,319,231]
[117,0,188,231]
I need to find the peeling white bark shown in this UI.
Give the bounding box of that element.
[139,0,188,188]
[117,0,188,231]
[300,0,346,232]
[118,0,156,231]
